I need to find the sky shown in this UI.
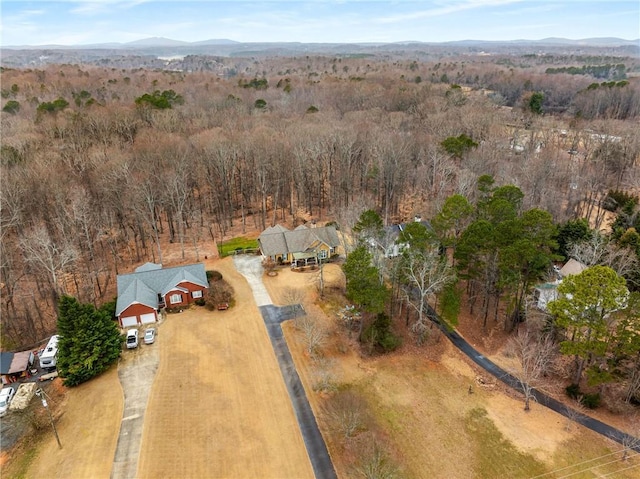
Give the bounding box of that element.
[1,0,639,46]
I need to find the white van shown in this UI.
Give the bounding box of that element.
[39,335,59,369]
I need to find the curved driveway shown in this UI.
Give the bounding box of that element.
[234,255,338,479]
[425,305,640,452]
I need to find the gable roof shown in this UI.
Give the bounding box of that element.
[560,258,587,277]
[258,224,340,257]
[116,263,208,316]
[0,350,32,375]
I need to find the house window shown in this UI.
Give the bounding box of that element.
[318,249,328,259]
[170,293,182,304]
[330,247,335,254]
[192,290,203,299]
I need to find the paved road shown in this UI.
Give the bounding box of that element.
[424,305,640,452]
[111,341,159,479]
[234,256,338,479]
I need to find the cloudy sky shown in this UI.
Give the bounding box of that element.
[1,0,638,46]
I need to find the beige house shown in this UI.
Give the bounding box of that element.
[534,258,588,311]
[258,224,341,267]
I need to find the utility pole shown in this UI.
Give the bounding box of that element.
[35,388,62,449]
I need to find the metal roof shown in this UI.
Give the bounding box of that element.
[116,263,208,316]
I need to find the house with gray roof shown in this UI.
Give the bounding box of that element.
[258,224,341,267]
[116,263,208,328]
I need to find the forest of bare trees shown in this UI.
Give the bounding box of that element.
[1,51,639,349]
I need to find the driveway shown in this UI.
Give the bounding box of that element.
[425,304,640,452]
[234,255,338,479]
[111,339,159,479]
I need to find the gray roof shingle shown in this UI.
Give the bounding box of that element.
[258,225,340,257]
[116,263,208,316]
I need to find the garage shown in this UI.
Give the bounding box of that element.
[140,312,157,324]
[121,316,138,328]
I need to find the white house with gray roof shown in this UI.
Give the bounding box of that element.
[258,224,341,267]
[116,263,208,327]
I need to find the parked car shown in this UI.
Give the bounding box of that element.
[0,387,15,417]
[126,329,139,349]
[144,328,156,344]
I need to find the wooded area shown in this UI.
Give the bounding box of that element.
[1,51,639,354]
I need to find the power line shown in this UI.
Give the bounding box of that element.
[598,462,640,477]
[527,449,626,479]
[554,457,628,479]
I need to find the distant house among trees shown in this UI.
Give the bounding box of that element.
[258,224,341,267]
[116,263,208,327]
[534,258,588,310]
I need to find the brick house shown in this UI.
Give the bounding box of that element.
[116,263,208,328]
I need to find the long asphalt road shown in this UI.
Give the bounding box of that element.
[424,305,640,452]
[234,256,338,479]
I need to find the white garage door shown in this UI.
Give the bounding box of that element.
[121,316,138,328]
[140,312,157,324]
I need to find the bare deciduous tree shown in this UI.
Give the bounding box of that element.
[19,226,78,298]
[569,234,638,279]
[402,248,455,344]
[323,390,366,438]
[294,313,327,357]
[355,441,399,479]
[506,328,557,411]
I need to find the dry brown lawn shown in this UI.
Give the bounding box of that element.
[19,366,123,479]
[269,265,640,479]
[11,256,639,479]
[136,257,314,479]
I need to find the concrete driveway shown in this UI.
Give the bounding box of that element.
[234,255,337,479]
[111,336,159,479]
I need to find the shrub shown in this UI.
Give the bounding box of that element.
[207,270,223,282]
[566,383,581,399]
[581,392,601,409]
[565,384,601,409]
[2,100,20,114]
[205,278,234,309]
[195,298,206,306]
[362,313,401,354]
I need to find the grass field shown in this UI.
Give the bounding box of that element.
[217,237,259,257]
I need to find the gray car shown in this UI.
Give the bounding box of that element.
[144,328,156,344]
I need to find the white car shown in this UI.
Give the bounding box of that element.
[126,329,139,349]
[0,387,15,417]
[144,328,156,344]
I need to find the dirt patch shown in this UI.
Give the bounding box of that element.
[136,257,314,479]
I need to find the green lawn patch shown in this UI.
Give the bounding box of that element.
[464,407,546,478]
[218,237,259,257]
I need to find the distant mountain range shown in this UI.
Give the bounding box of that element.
[4,36,638,50]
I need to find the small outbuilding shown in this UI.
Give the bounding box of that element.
[1,350,35,384]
